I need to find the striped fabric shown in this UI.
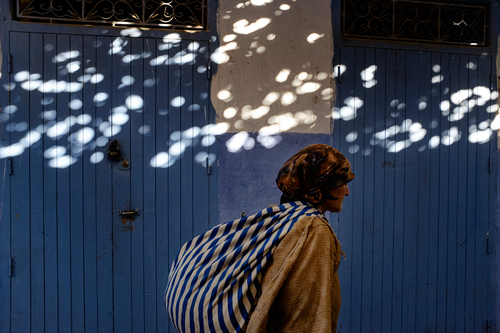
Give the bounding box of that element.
[165,201,326,333]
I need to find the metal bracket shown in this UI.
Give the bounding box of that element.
[8,157,12,175]
[118,209,140,218]
[9,257,13,277]
[206,156,211,175]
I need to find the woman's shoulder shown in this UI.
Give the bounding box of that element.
[295,214,334,233]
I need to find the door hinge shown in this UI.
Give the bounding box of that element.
[8,54,12,74]
[9,257,13,277]
[206,156,211,175]
[7,157,12,175]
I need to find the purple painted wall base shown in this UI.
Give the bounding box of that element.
[217,132,331,223]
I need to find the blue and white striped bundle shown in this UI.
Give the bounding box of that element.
[165,201,325,333]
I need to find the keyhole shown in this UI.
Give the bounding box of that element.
[122,159,130,168]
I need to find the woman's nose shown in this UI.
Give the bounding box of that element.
[345,185,350,196]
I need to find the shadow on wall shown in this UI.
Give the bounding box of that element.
[217,132,331,222]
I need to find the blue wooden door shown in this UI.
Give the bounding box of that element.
[332,46,496,332]
[0,32,216,332]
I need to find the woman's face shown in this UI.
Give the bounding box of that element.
[318,184,350,213]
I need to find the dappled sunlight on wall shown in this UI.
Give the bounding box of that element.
[0,30,217,170]
[0,16,498,170]
[211,0,336,142]
[332,60,498,156]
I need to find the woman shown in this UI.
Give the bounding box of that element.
[166,144,354,333]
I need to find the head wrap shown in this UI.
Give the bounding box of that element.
[276,144,355,204]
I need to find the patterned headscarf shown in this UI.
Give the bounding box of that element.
[276,144,355,204]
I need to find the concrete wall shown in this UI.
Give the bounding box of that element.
[211,0,335,221]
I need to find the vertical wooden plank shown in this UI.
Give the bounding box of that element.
[464,54,478,333]
[426,51,442,332]
[370,48,386,333]
[180,39,194,247]
[143,37,158,333]
[29,32,45,332]
[391,49,406,333]
[167,38,183,332]
[9,31,31,333]
[192,40,210,238]
[415,50,432,333]
[348,46,365,333]
[401,50,419,333]
[69,34,85,332]
[381,48,396,332]
[0,31,12,333]
[185,39,211,333]
[436,52,450,332]
[360,47,375,333]
[474,54,493,331]
[452,54,468,333]
[82,35,98,333]
[112,35,133,333]
[42,33,59,333]
[168,38,182,269]
[95,35,114,333]
[485,54,497,333]
[155,37,170,332]
[445,52,459,333]
[55,34,72,333]
[336,45,354,332]
[130,36,145,333]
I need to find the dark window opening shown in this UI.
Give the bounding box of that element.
[15,0,207,31]
[342,0,488,46]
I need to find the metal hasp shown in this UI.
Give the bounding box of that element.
[108,139,121,161]
[118,209,141,218]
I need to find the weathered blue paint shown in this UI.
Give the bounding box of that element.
[0,31,216,333]
[334,45,496,332]
[217,132,331,223]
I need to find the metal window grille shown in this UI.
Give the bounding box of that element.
[15,0,207,31]
[342,0,488,46]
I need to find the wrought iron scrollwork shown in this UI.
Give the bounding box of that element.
[16,0,206,30]
[342,0,487,46]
